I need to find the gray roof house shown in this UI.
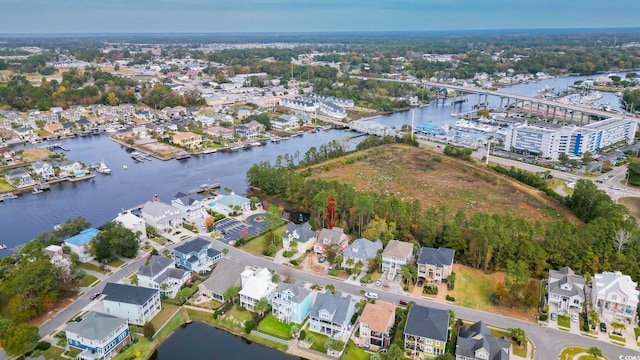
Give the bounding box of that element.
[314,227,349,255]
[137,255,191,299]
[198,257,248,302]
[283,222,317,252]
[547,267,585,311]
[174,237,222,273]
[456,321,510,360]
[102,283,161,325]
[417,247,455,283]
[271,282,313,324]
[404,305,449,358]
[141,201,183,233]
[309,291,357,339]
[342,238,382,266]
[6,167,35,187]
[65,311,130,360]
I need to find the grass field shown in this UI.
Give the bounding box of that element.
[78,275,98,287]
[619,196,640,221]
[107,258,126,267]
[23,148,53,162]
[306,144,577,223]
[79,262,102,272]
[150,303,180,331]
[341,340,371,360]
[560,346,610,360]
[558,315,571,328]
[0,179,13,193]
[257,314,294,340]
[43,345,65,360]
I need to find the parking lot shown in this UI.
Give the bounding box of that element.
[212,213,269,244]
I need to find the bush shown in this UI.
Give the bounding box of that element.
[213,310,223,319]
[423,283,439,295]
[34,341,51,351]
[445,295,455,302]
[299,329,306,340]
[143,322,155,339]
[539,314,548,321]
[282,250,294,258]
[360,275,371,284]
[244,320,255,334]
[328,268,338,276]
[290,259,299,266]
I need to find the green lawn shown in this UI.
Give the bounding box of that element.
[79,262,102,272]
[490,328,527,358]
[341,340,371,360]
[150,303,180,331]
[108,258,126,267]
[150,236,168,245]
[560,346,610,360]
[306,327,331,352]
[609,333,626,343]
[0,179,13,193]
[238,225,287,257]
[449,265,500,311]
[225,304,253,322]
[257,314,293,340]
[43,345,65,360]
[558,315,571,328]
[248,333,288,351]
[78,275,98,287]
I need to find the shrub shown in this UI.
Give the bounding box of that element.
[34,341,51,351]
[143,322,155,339]
[290,259,299,266]
[299,329,306,340]
[445,295,455,302]
[213,310,223,319]
[282,250,294,258]
[328,268,338,276]
[538,314,548,321]
[360,275,371,284]
[423,283,439,295]
[244,320,255,334]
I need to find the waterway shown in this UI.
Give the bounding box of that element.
[0,73,629,251]
[150,321,298,360]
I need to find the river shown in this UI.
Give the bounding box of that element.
[0,73,627,250]
[150,321,298,360]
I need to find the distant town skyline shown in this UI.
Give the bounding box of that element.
[1,0,639,34]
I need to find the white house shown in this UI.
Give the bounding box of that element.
[271,114,301,131]
[59,160,85,177]
[31,160,55,179]
[238,267,277,312]
[141,201,183,233]
[65,311,130,360]
[137,256,191,299]
[171,192,205,222]
[592,271,639,324]
[381,240,414,280]
[547,267,585,311]
[102,283,161,326]
[113,212,147,239]
[45,244,72,276]
[64,228,100,263]
[309,291,356,339]
[5,168,35,187]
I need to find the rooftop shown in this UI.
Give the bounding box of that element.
[64,228,100,247]
[404,304,449,342]
[417,247,455,267]
[65,311,127,342]
[102,282,158,306]
[360,301,395,333]
[174,237,210,254]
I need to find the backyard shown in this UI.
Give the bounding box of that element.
[257,314,294,340]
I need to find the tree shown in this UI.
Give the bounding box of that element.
[582,151,594,164]
[386,344,404,360]
[289,324,301,338]
[1,325,40,356]
[130,274,138,286]
[106,92,120,106]
[0,316,14,339]
[143,322,156,340]
[92,221,139,262]
[325,284,336,294]
[508,328,527,346]
[435,354,455,360]
[448,309,456,328]
[614,228,631,253]
[224,286,241,304]
[587,346,603,359]
[266,206,283,244]
[610,321,626,335]
[324,243,341,264]
[222,248,229,256]
[369,353,382,360]
[588,309,599,329]
[254,297,270,316]
[558,152,570,164]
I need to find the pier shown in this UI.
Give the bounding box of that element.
[188,183,221,194]
[39,143,69,151]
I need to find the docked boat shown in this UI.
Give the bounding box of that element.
[32,188,43,195]
[250,142,262,147]
[123,165,128,170]
[0,245,6,250]
[94,161,112,175]
[4,193,17,200]
[175,151,191,160]
[202,148,217,154]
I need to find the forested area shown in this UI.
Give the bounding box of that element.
[247,142,640,284]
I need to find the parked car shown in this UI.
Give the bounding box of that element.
[600,322,607,333]
[399,299,408,306]
[611,185,621,190]
[364,292,379,300]
[571,313,579,323]
[417,279,424,287]
[550,312,557,321]
[318,256,327,263]
[375,279,382,287]
[90,292,101,300]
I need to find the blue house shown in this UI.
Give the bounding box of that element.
[64,228,100,263]
[173,237,222,273]
[271,282,312,324]
[65,311,130,359]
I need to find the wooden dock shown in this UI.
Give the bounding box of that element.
[188,183,221,194]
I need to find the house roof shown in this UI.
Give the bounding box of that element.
[548,267,586,298]
[64,228,100,247]
[285,222,316,243]
[102,283,158,306]
[7,168,30,178]
[343,238,382,261]
[593,271,639,301]
[199,257,247,295]
[141,201,180,218]
[113,212,145,229]
[417,247,455,267]
[138,256,173,277]
[275,282,311,303]
[65,311,127,341]
[174,238,210,255]
[239,268,277,300]
[404,304,449,342]
[360,301,395,333]
[155,268,189,285]
[173,192,198,206]
[315,227,345,246]
[311,291,354,325]
[382,240,414,259]
[456,321,510,360]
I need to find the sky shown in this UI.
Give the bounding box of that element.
[0,0,639,34]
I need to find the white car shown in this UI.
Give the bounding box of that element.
[364,292,379,300]
[611,185,621,190]
[571,313,579,323]
[375,279,382,287]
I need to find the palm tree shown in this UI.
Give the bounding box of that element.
[587,346,603,359]
[222,248,229,257]
[130,274,138,286]
[254,297,270,316]
[610,321,626,335]
[325,284,336,294]
[224,285,241,304]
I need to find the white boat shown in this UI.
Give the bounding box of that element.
[202,148,217,154]
[32,188,43,195]
[250,142,262,147]
[0,245,6,250]
[94,161,112,175]
[123,165,128,170]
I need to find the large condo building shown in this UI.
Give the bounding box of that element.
[504,117,637,160]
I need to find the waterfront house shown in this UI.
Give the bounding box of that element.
[313,227,349,255]
[238,267,278,312]
[342,238,382,268]
[308,291,356,339]
[455,321,510,360]
[59,160,85,177]
[592,271,639,324]
[5,167,35,188]
[283,222,316,253]
[381,240,414,280]
[358,301,396,350]
[45,244,71,275]
[198,257,247,302]
[404,304,449,358]
[141,201,183,233]
[43,122,64,134]
[65,311,130,360]
[271,114,301,131]
[547,267,586,311]
[137,255,191,299]
[171,192,205,222]
[102,283,161,326]
[14,126,34,140]
[235,120,264,139]
[172,131,202,148]
[113,211,147,239]
[173,237,222,273]
[271,282,312,324]
[417,247,455,284]
[31,160,55,179]
[64,228,100,263]
[204,126,235,140]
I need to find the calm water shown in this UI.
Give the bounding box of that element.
[151,321,298,360]
[0,74,625,250]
